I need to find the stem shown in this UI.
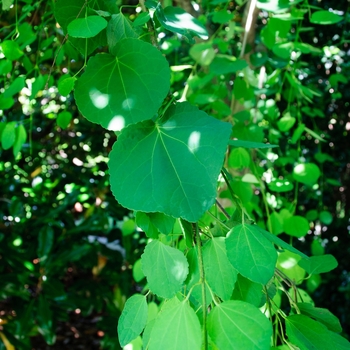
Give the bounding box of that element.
[194,223,208,350]
[139,0,157,47]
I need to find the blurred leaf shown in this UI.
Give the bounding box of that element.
[298,255,338,274]
[310,11,343,25]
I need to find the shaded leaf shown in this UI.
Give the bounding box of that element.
[67,16,108,38]
[298,254,338,274]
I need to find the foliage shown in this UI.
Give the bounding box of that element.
[0,0,350,349]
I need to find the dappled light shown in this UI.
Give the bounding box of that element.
[89,88,110,109]
[108,115,125,131]
[188,131,201,153]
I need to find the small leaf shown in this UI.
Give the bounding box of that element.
[37,226,54,260]
[207,300,272,349]
[293,163,321,186]
[109,102,231,222]
[74,38,170,131]
[67,16,108,38]
[58,77,76,96]
[284,215,310,238]
[132,259,145,282]
[310,11,343,25]
[148,299,201,350]
[228,147,251,168]
[2,0,14,11]
[0,40,23,61]
[57,111,72,129]
[277,251,306,285]
[1,122,16,150]
[135,212,159,239]
[319,211,333,225]
[268,179,294,193]
[203,237,237,300]
[141,240,189,298]
[189,43,215,66]
[118,294,148,347]
[107,14,138,53]
[226,224,277,285]
[210,55,248,75]
[298,254,338,274]
[277,113,296,132]
[297,302,342,333]
[133,12,151,27]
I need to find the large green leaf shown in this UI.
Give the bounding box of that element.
[141,240,189,298]
[148,298,201,350]
[203,237,237,301]
[286,314,350,350]
[226,224,277,285]
[109,102,231,222]
[297,302,342,333]
[298,254,338,274]
[118,294,148,347]
[207,300,272,349]
[67,16,107,38]
[74,38,170,131]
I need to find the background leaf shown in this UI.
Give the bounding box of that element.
[67,16,107,38]
[298,254,338,274]
[311,11,343,25]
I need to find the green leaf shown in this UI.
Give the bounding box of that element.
[37,295,56,345]
[57,111,72,129]
[148,299,201,350]
[136,212,175,238]
[109,102,231,222]
[203,237,237,300]
[228,147,251,168]
[67,16,107,38]
[277,113,296,132]
[277,251,306,285]
[37,226,54,260]
[121,218,136,236]
[231,274,264,308]
[133,12,151,27]
[284,215,309,238]
[210,55,248,75]
[212,10,234,24]
[207,300,272,349]
[135,212,159,238]
[0,40,23,61]
[268,179,294,192]
[286,314,350,350]
[1,121,16,150]
[132,259,145,282]
[228,139,278,148]
[3,76,26,98]
[189,43,215,66]
[107,14,138,53]
[58,77,76,96]
[297,302,342,333]
[293,163,321,186]
[118,294,148,347]
[310,11,343,25]
[257,227,309,260]
[226,224,277,285]
[298,254,338,275]
[2,0,14,10]
[319,210,333,225]
[155,6,208,41]
[141,240,189,298]
[13,124,27,157]
[74,38,170,131]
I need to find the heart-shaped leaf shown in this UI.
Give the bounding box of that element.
[141,240,189,298]
[67,16,107,38]
[108,102,231,221]
[226,224,277,285]
[75,38,170,131]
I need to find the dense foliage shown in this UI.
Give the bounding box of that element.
[0,0,349,349]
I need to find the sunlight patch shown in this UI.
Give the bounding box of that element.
[89,88,110,109]
[108,115,125,131]
[188,131,201,153]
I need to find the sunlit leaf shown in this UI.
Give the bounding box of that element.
[75,38,170,131]
[141,240,188,298]
[109,102,231,222]
[293,163,321,186]
[0,40,23,61]
[283,215,309,238]
[310,11,343,25]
